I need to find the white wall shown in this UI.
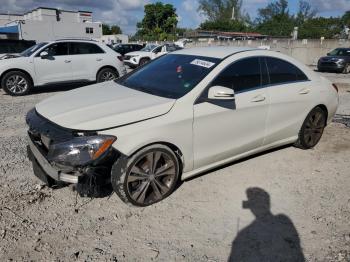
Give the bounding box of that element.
[0,14,23,26]
[20,20,102,41]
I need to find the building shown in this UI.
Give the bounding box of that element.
[0,7,102,42]
[185,30,268,41]
[101,34,129,45]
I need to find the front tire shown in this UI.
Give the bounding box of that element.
[342,63,350,74]
[139,58,150,67]
[111,145,180,206]
[96,68,118,83]
[294,107,327,149]
[1,71,32,96]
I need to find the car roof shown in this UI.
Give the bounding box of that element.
[172,46,258,59]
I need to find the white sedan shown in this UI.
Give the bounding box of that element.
[26,47,339,206]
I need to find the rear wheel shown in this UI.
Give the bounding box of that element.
[294,107,327,149]
[1,71,32,96]
[111,145,180,206]
[97,68,118,83]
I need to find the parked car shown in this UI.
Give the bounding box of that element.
[26,47,339,206]
[112,43,144,56]
[0,39,126,96]
[0,39,36,58]
[124,43,182,68]
[317,48,350,74]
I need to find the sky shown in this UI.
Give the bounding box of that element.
[1,0,350,34]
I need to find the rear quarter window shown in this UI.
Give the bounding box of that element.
[265,57,308,85]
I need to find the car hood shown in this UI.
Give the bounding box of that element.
[125,51,151,57]
[35,81,176,131]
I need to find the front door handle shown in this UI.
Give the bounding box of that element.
[64,60,71,63]
[299,88,310,95]
[251,94,266,103]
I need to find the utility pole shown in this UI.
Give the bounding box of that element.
[231,7,235,20]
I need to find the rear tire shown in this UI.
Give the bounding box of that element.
[294,107,327,149]
[96,68,118,83]
[1,71,32,96]
[111,144,180,206]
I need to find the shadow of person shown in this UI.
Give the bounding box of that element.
[228,188,305,262]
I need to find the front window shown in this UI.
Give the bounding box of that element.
[20,42,48,57]
[140,44,158,52]
[328,48,350,56]
[118,54,221,99]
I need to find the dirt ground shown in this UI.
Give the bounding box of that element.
[0,71,349,262]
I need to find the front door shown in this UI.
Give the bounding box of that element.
[33,42,72,84]
[193,57,269,169]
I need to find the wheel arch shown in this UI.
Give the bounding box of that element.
[0,68,34,87]
[96,65,119,80]
[127,141,185,174]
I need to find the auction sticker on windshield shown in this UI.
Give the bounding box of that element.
[190,59,215,68]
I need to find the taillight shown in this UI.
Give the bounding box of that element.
[332,83,338,93]
[117,56,123,62]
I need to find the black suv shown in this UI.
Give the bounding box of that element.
[317,48,350,74]
[113,44,144,56]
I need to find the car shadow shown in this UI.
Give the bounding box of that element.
[228,187,305,262]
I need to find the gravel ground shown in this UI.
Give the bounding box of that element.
[0,71,349,262]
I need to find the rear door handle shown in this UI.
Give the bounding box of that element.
[96,58,103,61]
[299,88,310,95]
[251,94,266,103]
[64,60,71,63]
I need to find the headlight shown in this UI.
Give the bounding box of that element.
[47,135,116,167]
[336,59,345,64]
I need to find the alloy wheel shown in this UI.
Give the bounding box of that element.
[101,71,116,81]
[303,110,326,148]
[126,150,177,205]
[6,75,28,94]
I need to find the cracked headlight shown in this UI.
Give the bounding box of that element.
[47,135,116,167]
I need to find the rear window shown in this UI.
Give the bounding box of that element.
[70,43,104,55]
[265,57,308,85]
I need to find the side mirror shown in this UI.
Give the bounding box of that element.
[208,86,235,100]
[327,52,330,56]
[40,51,49,59]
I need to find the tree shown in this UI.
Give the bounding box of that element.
[111,25,122,35]
[102,24,122,35]
[135,2,178,41]
[256,0,289,23]
[296,0,317,24]
[298,17,342,39]
[198,0,245,21]
[255,0,293,37]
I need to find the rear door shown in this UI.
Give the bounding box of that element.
[69,42,106,81]
[33,42,72,84]
[263,57,313,145]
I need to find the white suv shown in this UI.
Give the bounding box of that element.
[124,44,182,68]
[0,39,126,96]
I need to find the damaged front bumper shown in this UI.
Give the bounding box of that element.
[26,109,118,194]
[27,135,80,184]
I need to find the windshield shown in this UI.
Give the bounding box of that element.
[141,44,158,52]
[328,48,350,56]
[118,54,221,99]
[20,42,48,57]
